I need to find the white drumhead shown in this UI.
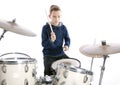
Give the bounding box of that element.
[51,58,80,70]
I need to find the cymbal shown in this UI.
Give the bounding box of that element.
[80,43,120,58]
[0,19,36,37]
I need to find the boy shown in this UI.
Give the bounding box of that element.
[41,5,70,76]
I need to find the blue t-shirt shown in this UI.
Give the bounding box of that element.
[41,22,70,57]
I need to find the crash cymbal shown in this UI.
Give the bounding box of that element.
[80,43,120,58]
[0,19,36,37]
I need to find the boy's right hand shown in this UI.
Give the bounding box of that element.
[50,32,56,42]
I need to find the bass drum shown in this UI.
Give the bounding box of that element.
[0,52,37,85]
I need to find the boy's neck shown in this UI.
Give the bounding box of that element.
[51,22,60,26]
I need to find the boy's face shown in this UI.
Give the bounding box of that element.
[49,10,61,26]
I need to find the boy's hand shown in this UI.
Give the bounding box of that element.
[63,45,69,51]
[50,32,56,42]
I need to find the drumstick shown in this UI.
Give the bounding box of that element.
[45,9,53,33]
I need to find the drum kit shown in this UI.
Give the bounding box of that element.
[0,19,120,85]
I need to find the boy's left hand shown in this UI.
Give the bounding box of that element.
[63,45,69,51]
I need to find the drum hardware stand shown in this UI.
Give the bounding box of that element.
[90,57,94,71]
[0,19,16,41]
[0,29,7,41]
[99,55,109,85]
[90,38,96,71]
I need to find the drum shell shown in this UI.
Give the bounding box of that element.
[56,66,93,85]
[0,58,37,85]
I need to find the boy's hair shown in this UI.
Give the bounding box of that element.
[50,5,61,14]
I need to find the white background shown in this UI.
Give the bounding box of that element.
[0,0,120,85]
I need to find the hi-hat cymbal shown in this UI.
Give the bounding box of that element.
[80,43,120,58]
[0,19,36,37]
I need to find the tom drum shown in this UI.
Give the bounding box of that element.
[0,52,37,85]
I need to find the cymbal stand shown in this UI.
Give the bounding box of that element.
[90,57,94,71]
[99,55,109,85]
[0,19,16,41]
[90,38,96,71]
[0,29,7,41]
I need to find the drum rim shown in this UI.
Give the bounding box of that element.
[0,52,31,58]
[68,67,93,75]
[0,58,37,64]
[0,52,37,64]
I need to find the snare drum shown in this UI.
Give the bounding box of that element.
[0,52,37,85]
[51,58,82,85]
[51,58,81,71]
[56,66,93,85]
